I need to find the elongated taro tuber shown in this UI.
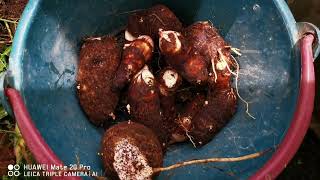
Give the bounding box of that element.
[159,30,209,85]
[189,65,238,147]
[126,4,183,40]
[101,121,163,180]
[112,35,154,90]
[165,22,237,146]
[157,68,182,138]
[76,36,120,126]
[127,65,169,146]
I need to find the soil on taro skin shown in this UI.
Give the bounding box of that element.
[0,0,320,178]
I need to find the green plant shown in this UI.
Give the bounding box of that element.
[0,45,10,73]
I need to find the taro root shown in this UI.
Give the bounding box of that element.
[126,4,183,40]
[158,68,182,95]
[183,21,235,83]
[157,67,182,115]
[127,65,169,146]
[159,30,209,85]
[101,121,163,180]
[76,36,120,126]
[183,21,228,62]
[170,94,206,144]
[189,67,238,147]
[157,68,182,139]
[158,26,237,146]
[112,35,154,91]
[165,21,237,146]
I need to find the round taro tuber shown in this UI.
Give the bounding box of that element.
[159,30,209,85]
[101,121,163,180]
[127,65,170,146]
[126,4,183,40]
[76,36,120,126]
[183,21,226,60]
[101,121,267,180]
[112,35,154,91]
[183,21,234,80]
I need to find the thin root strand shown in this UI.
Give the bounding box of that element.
[224,46,242,56]
[216,48,255,119]
[4,22,13,41]
[211,58,217,82]
[231,48,242,56]
[186,131,197,148]
[178,117,197,148]
[153,148,271,173]
[218,49,237,77]
[230,55,256,119]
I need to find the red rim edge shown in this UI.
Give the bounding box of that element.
[250,34,316,179]
[5,88,81,180]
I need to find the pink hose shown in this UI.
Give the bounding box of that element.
[5,88,81,180]
[251,34,315,179]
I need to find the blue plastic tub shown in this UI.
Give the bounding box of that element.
[1,0,320,179]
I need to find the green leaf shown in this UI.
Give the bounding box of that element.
[0,105,8,119]
[0,46,11,72]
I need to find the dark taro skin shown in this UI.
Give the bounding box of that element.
[127,66,170,147]
[183,21,232,65]
[190,68,238,147]
[76,36,120,126]
[112,36,154,91]
[127,4,183,39]
[159,30,209,85]
[166,21,237,147]
[101,121,163,180]
[171,94,206,144]
[157,68,182,142]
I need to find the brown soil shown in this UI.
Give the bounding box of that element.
[0,0,28,18]
[0,0,28,50]
[0,133,16,176]
[0,0,27,176]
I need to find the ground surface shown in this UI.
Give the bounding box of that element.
[0,0,27,50]
[0,0,320,179]
[0,0,28,177]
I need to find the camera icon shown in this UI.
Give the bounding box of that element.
[7,164,21,177]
